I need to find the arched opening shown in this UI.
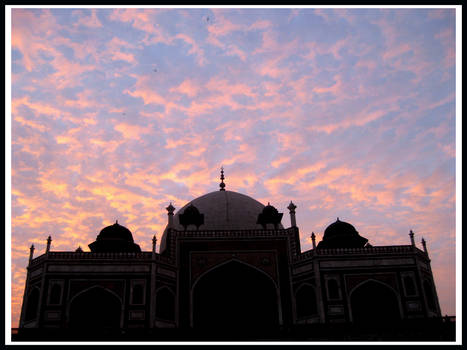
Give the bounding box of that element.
[50,284,62,304]
[193,260,279,330]
[350,280,400,324]
[69,287,121,329]
[423,280,436,311]
[156,288,175,321]
[403,276,416,296]
[296,284,317,318]
[25,288,40,321]
[327,279,339,299]
[132,284,144,305]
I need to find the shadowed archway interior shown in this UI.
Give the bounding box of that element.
[350,280,400,324]
[69,287,121,328]
[193,260,279,330]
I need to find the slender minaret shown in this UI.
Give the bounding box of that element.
[311,232,316,249]
[152,235,157,255]
[287,201,297,227]
[166,203,175,228]
[409,230,415,246]
[28,244,35,265]
[46,235,52,254]
[219,166,226,191]
[421,237,428,255]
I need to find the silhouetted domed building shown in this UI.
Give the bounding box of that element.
[16,169,450,341]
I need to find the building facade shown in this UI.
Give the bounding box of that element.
[17,175,443,339]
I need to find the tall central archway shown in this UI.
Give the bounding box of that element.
[192,260,279,330]
[350,280,401,324]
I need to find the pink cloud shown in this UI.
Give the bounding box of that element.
[170,79,200,98]
[12,10,58,72]
[72,9,103,28]
[248,20,272,31]
[13,96,62,119]
[109,9,172,46]
[114,122,153,140]
[207,11,244,37]
[382,42,412,61]
[312,74,343,95]
[205,78,256,98]
[258,56,292,79]
[125,87,167,106]
[111,51,136,63]
[175,33,207,66]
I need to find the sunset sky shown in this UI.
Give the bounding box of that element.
[8,6,458,327]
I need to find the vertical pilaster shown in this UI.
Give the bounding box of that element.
[313,255,326,323]
[150,235,157,328]
[36,239,48,327]
[19,245,35,328]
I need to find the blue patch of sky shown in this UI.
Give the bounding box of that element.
[173,8,211,32]
[60,86,84,100]
[419,77,455,102]
[140,42,190,76]
[101,21,146,45]
[55,44,75,61]
[36,62,59,78]
[11,47,23,61]
[314,53,341,70]
[49,8,79,25]
[80,69,107,88]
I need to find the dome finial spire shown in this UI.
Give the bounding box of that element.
[219,166,226,191]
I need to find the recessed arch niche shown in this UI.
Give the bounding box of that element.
[192,260,279,330]
[68,286,122,329]
[350,279,401,324]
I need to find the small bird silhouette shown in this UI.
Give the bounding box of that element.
[153,68,158,72]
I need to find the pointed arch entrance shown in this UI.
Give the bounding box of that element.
[350,280,401,324]
[69,286,122,329]
[192,260,279,330]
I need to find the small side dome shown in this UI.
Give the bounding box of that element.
[88,221,141,252]
[317,218,368,249]
[323,218,358,238]
[257,203,283,229]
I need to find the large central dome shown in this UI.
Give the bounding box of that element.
[160,190,284,253]
[173,190,281,231]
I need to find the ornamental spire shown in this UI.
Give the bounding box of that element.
[288,201,297,227]
[219,166,225,191]
[152,235,157,254]
[311,232,316,249]
[46,235,52,253]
